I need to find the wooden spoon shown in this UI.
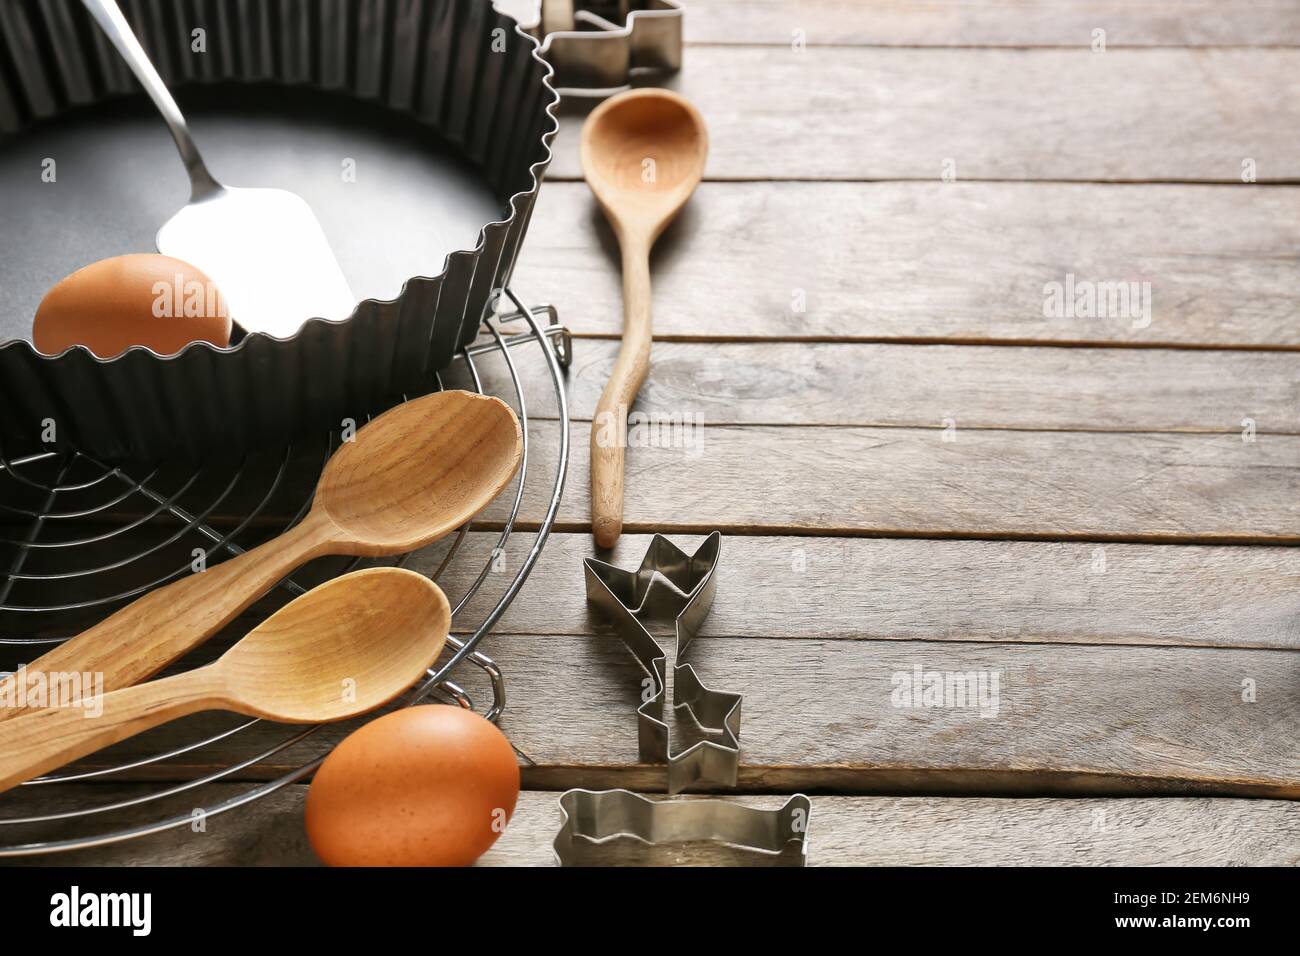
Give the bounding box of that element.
[0,567,449,796]
[0,390,520,721]
[580,89,708,548]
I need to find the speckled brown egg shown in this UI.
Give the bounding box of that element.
[33,253,231,358]
[305,704,520,867]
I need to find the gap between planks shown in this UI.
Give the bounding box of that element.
[680,0,1300,49]
[494,0,1300,49]
[540,47,1300,182]
[474,422,1300,545]
[10,532,1297,653]
[41,633,1299,798]
[561,334,1300,354]
[542,174,1300,185]
[512,181,1300,348]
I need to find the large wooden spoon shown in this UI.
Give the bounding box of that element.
[581,89,707,548]
[0,390,520,721]
[0,567,449,796]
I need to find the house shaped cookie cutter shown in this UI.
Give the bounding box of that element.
[520,0,684,95]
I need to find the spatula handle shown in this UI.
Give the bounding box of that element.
[0,669,218,796]
[80,0,220,198]
[0,516,333,722]
[591,242,653,548]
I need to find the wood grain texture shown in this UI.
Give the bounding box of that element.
[23,633,1298,796]
[413,532,1300,652]
[684,0,1300,47]
[405,637,1300,797]
[543,47,1300,181]
[511,181,1300,346]
[451,339,1300,432]
[2,787,1296,866]
[7,529,1297,670]
[5,2,1297,869]
[481,422,1300,542]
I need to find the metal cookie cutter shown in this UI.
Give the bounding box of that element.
[522,0,684,96]
[563,533,813,866]
[583,532,739,793]
[554,790,811,866]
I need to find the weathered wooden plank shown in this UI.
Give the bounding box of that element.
[480,422,1300,542]
[477,637,1300,797]
[6,529,1296,671]
[23,636,1298,795]
[511,181,1300,346]
[543,47,1300,181]
[685,0,1300,47]
[417,532,1300,652]
[37,420,1295,541]
[451,338,1300,431]
[3,787,1297,866]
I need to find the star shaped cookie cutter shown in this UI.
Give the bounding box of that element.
[519,0,684,96]
[582,532,740,793]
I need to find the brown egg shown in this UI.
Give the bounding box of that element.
[33,254,232,358]
[305,705,521,867]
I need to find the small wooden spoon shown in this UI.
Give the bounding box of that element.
[0,390,520,720]
[581,89,708,548]
[0,567,449,796]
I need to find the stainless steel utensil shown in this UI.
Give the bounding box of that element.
[524,0,685,97]
[583,532,739,794]
[553,790,811,866]
[81,0,356,337]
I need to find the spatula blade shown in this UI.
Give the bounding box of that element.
[157,186,356,339]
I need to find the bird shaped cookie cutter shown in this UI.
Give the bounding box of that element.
[520,0,684,96]
[582,531,740,793]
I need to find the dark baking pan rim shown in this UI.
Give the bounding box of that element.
[0,0,560,461]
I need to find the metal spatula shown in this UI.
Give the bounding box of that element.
[83,0,356,338]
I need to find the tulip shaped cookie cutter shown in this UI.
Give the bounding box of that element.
[565,533,812,866]
[522,0,684,96]
[582,531,739,793]
[553,789,811,866]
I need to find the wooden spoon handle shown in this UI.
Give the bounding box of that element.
[0,516,334,722]
[0,668,219,795]
[591,243,653,548]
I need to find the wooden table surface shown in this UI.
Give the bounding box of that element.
[4,0,1300,866]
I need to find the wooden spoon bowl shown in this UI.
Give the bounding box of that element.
[582,89,709,242]
[316,391,524,555]
[0,567,450,795]
[222,567,449,722]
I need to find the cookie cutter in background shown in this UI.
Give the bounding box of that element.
[554,789,811,866]
[583,532,739,793]
[521,0,684,96]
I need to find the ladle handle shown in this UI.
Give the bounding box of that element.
[0,669,219,795]
[0,517,334,722]
[591,241,653,548]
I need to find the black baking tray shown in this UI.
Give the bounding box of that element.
[0,0,558,462]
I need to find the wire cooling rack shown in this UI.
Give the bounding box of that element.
[0,288,570,857]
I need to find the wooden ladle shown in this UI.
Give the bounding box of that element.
[581,89,708,548]
[0,390,520,721]
[0,567,450,796]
